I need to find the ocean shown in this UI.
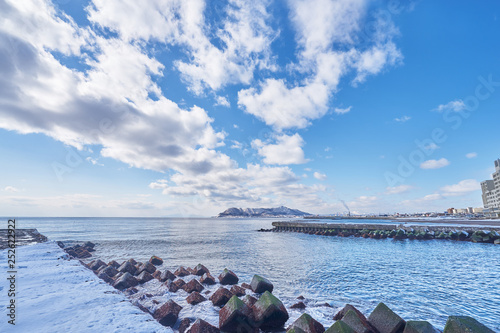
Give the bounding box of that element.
[15,217,500,331]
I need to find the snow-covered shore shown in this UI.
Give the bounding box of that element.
[0,241,170,333]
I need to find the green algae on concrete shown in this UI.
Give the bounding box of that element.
[367,302,405,333]
[403,321,438,333]
[443,316,494,333]
[219,295,254,332]
[325,321,355,333]
[252,291,289,330]
[288,313,325,333]
[341,310,373,333]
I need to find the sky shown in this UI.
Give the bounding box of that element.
[1,0,500,217]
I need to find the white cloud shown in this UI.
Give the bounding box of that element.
[334,106,352,114]
[440,179,480,197]
[421,193,443,201]
[89,0,277,94]
[230,140,243,150]
[174,0,277,94]
[289,0,364,57]
[313,172,327,180]
[420,158,450,170]
[252,133,308,165]
[238,0,402,130]
[215,96,230,107]
[149,163,327,210]
[424,143,439,151]
[238,79,330,129]
[385,184,413,195]
[349,195,378,210]
[401,179,480,207]
[434,99,466,112]
[466,152,477,159]
[394,115,411,122]
[0,0,406,214]
[86,157,103,166]
[4,186,20,192]
[0,1,230,176]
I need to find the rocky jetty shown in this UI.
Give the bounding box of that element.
[69,243,494,333]
[269,222,500,244]
[0,228,48,249]
[218,206,311,218]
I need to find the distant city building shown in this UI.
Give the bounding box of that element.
[481,158,500,210]
[447,208,455,214]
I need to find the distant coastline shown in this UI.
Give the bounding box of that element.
[217,206,311,218]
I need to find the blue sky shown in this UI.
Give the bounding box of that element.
[1,0,499,217]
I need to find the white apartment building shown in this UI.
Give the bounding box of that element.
[481,159,500,210]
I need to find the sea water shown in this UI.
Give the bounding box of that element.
[15,217,500,331]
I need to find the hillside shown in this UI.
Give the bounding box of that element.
[217,206,311,218]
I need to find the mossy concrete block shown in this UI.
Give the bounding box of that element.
[288,313,325,333]
[342,310,376,333]
[186,291,206,305]
[333,304,366,321]
[242,295,257,308]
[210,287,234,307]
[250,274,274,293]
[193,264,210,276]
[219,268,239,285]
[403,321,438,333]
[219,295,254,332]
[367,302,405,333]
[187,319,220,333]
[201,273,216,285]
[183,279,204,293]
[175,266,191,277]
[252,291,289,330]
[153,300,182,327]
[288,327,308,333]
[443,316,494,333]
[325,321,356,333]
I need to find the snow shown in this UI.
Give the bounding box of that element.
[0,241,170,333]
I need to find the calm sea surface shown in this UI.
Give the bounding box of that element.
[16,217,500,331]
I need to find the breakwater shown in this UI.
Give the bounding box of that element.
[266,222,500,244]
[0,228,48,249]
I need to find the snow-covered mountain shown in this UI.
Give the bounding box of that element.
[217,206,311,218]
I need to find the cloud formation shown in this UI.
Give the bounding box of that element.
[0,0,407,212]
[237,0,402,130]
[386,184,413,195]
[465,152,477,159]
[252,133,308,165]
[420,158,450,170]
[434,99,466,112]
[394,115,411,122]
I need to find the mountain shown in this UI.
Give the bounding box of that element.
[217,206,311,218]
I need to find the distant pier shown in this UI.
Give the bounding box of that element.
[266,221,500,243]
[271,221,500,233]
